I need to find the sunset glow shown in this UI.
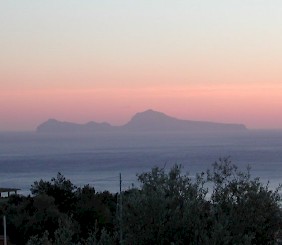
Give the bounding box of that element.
[1,1,282,131]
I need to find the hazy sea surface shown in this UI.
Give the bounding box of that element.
[0,130,282,195]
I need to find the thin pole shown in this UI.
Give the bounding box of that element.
[3,215,7,245]
[119,173,123,244]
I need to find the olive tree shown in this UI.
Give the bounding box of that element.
[122,158,282,245]
[122,164,209,244]
[207,158,282,244]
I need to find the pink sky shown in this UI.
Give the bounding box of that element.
[1,85,282,131]
[1,1,282,131]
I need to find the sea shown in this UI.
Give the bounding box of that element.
[0,130,282,196]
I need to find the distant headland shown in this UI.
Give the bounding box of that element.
[36,109,247,133]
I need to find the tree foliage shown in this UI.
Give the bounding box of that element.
[207,158,282,244]
[122,158,282,245]
[1,174,116,244]
[123,165,209,244]
[0,158,281,244]
[31,172,77,214]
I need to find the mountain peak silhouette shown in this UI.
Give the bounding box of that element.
[37,109,247,133]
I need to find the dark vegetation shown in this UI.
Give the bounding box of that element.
[0,158,281,244]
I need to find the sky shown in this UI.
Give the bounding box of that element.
[1,0,282,131]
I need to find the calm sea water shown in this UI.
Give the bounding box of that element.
[0,130,282,195]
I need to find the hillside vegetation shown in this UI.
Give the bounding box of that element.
[0,158,281,244]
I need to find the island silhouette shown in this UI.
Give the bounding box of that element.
[37,109,247,133]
